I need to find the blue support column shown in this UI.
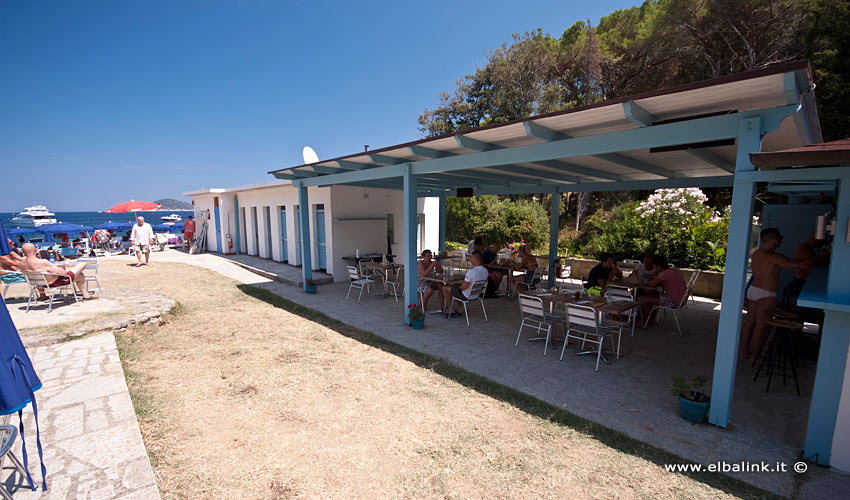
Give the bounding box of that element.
[296,182,312,290]
[438,192,447,254]
[548,188,559,287]
[233,194,241,254]
[403,165,419,324]
[708,118,761,427]
[804,178,850,464]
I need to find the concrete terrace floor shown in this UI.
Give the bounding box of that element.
[20,249,846,499]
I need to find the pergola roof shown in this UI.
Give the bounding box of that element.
[750,137,850,169]
[270,60,820,195]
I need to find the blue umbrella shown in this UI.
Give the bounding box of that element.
[0,220,46,491]
[95,221,133,231]
[8,227,38,236]
[36,222,94,234]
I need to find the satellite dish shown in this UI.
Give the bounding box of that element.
[302,146,319,165]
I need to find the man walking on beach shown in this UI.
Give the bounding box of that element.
[130,216,155,267]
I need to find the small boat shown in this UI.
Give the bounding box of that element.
[11,205,58,228]
[160,214,183,224]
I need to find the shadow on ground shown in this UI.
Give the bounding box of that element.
[236,284,788,500]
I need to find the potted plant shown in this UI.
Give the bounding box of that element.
[407,304,425,329]
[304,279,318,294]
[671,374,711,423]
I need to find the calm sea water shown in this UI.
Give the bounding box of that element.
[1,211,193,232]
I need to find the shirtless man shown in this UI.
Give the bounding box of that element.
[739,228,814,362]
[18,243,94,299]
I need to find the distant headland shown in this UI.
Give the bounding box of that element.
[154,198,193,210]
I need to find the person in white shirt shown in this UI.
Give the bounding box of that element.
[442,251,489,317]
[130,216,155,267]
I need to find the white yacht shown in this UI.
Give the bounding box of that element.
[160,213,183,224]
[11,205,57,228]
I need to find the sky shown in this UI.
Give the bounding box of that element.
[0,0,642,211]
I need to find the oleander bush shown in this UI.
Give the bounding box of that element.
[561,188,730,270]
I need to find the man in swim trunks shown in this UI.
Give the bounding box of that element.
[17,243,94,299]
[739,228,814,362]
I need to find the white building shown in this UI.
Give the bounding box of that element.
[183,180,440,282]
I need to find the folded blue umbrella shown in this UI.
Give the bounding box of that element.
[8,227,38,236]
[0,220,46,491]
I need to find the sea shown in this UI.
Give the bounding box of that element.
[1,211,194,239]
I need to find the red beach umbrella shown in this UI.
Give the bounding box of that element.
[104,200,161,213]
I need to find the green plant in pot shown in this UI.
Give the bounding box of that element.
[671,374,711,423]
[407,303,425,329]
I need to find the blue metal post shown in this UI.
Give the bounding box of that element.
[403,165,419,324]
[296,182,312,289]
[708,117,761,427]
[548,188,559,287]
[804,178,850,464]
[233,194,241,254]
[438,192,447,254]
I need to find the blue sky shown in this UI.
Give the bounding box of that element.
[0,0,641,211]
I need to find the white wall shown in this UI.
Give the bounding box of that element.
[188,184,439,284]
[191,194,217,252]
[830,340,850,473]
[328,185,403,282]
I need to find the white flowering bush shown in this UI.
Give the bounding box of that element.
[567,188,730,270]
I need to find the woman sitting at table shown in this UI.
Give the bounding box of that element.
[417,249,443,312]
[638,254,687,327]
[509,245,539,295]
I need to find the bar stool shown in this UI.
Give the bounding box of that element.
[754,318,802,395]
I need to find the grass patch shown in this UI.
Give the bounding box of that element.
[237,284,782,500]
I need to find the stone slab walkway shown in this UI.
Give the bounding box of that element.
[4,333,158,500]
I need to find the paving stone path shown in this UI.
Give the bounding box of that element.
[6,333,158,500]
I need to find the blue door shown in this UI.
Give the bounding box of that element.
[279,207,288,262]
[316,205,327,270]
[213,197,223,254]
[294,205,302,265]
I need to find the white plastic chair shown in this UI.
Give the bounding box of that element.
[557,282,584,296]
[650,285,694,337]
[515,294,564,355]
[448,279,488,327]
[384,266,403,302]
[345,265,374,303]
[602,290,635,354]
[510,266,544,297]
[686,270,701,305]
[561,303,618,371]
[23,271,79,313]
[77,257,102,294]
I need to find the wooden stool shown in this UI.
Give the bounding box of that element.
[754,318,803,395]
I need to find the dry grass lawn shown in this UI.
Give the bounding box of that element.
[92,259,771,500]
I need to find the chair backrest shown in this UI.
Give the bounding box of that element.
[347,266,360,281]
[558,282,584,294]
[468,279,488,299]
[566,303,598,329]
[622,259,641,265]
[518,294,546,320]
[78,257,98,273]
[606,284,633,298]
[605,289,633,302]
[23,272,65,289]
[687,269,701,287]
[559,257,573,277]
[60,247,78,257]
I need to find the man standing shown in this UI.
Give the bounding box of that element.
[130,216,155,267]
[739,228,815,362]
[183,215,196,251]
